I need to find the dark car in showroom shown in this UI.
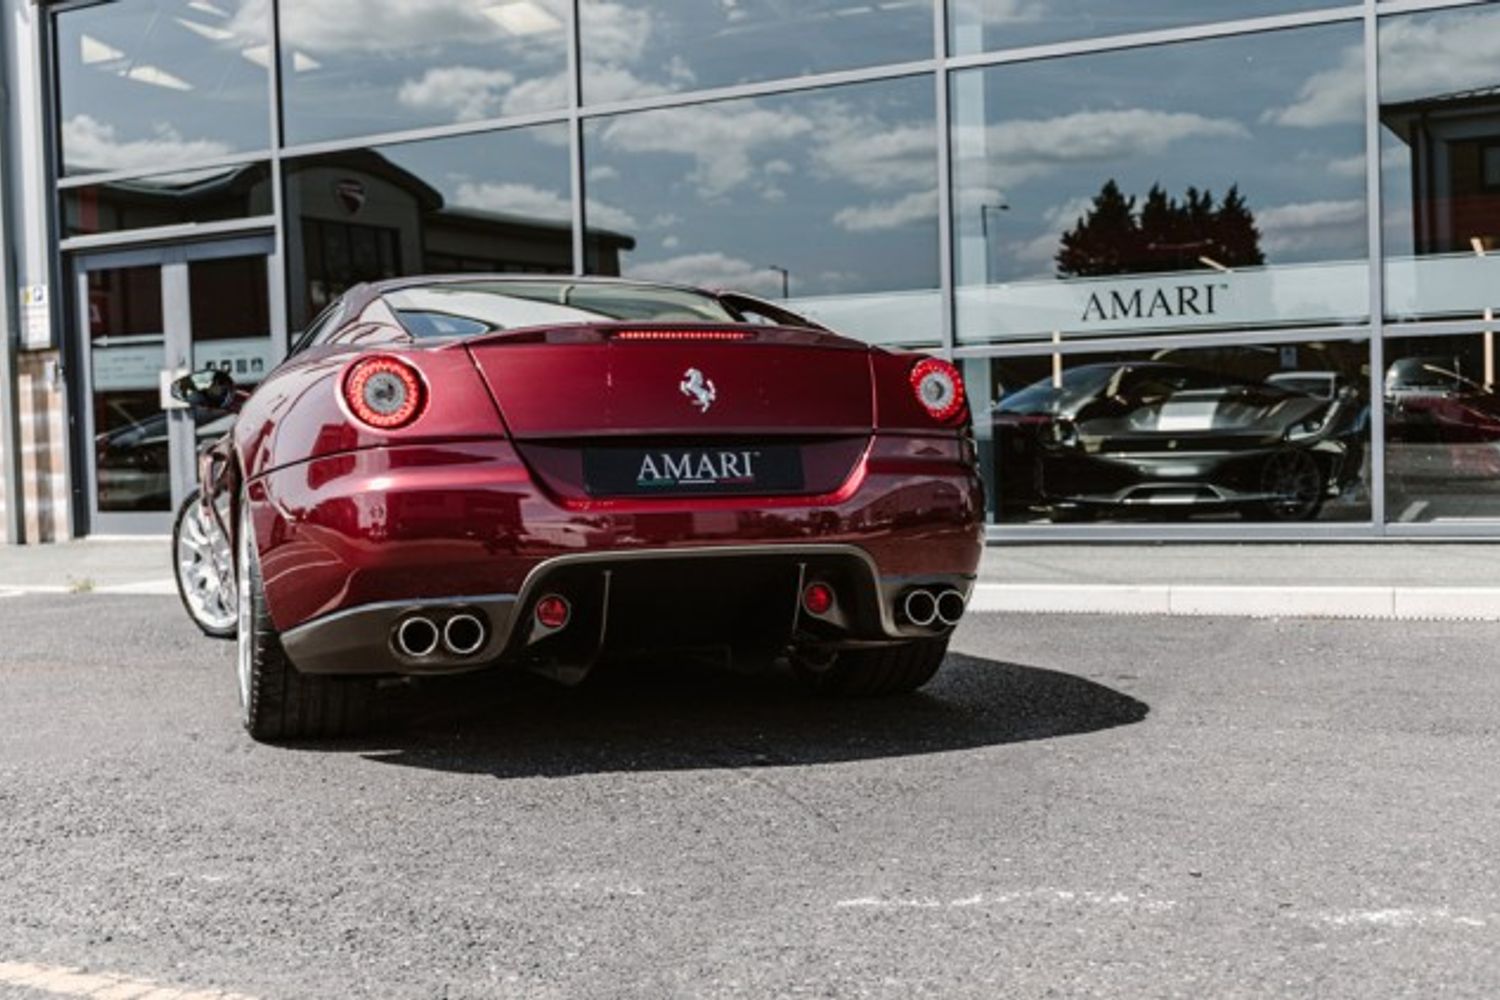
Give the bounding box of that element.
[991,361,1365,522]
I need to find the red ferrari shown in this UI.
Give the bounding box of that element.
[171,277,985,741]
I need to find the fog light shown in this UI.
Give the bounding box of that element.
[535,594,571,630]
[802,582,835,617]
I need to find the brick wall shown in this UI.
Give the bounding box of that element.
[16,350,70,543]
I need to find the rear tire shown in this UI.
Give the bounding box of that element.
[236,498,380,741]
[791,637,948,697]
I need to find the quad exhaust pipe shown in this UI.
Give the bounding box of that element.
[900,587,966,628]
[443,613,487,656]
[395,615,441,658]
[394,611,488,659]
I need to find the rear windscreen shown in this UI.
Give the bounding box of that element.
[384,281,743,339]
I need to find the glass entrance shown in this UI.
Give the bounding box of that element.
[75,237,277,534]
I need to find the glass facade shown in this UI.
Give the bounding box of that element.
[46,0,1500,537]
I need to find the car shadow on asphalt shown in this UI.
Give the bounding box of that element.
[313,653,1149,779]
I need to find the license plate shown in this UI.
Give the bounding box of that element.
[583,445,805,496]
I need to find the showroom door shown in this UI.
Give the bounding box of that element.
[74,236,277,534]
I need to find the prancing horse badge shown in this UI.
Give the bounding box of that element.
[680,368,716,413]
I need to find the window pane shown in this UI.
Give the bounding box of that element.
[1385,334,1500,523]
[278,0,568,146]
[950,0,1337,55]
[88,265,169,513]
[580,0,933,103]
[583,78,941,347]
[952,24,1369,345]
[1380,6,1500,323]
[965,340,1372,525]
[282,124,571,329]
[62,163,272,238]
[55,0,269,176]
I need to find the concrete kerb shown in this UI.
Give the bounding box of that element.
[969,583,1500,621]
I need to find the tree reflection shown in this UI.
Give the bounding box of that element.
[1056,180,1265,278]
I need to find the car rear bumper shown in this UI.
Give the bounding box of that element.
[250,437,984,675]
[279,545,974,676]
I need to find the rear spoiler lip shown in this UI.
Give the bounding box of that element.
[457,321,869,352]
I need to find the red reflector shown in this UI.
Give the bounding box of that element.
[535,594,571,630]
[613,330,753,342]
[802,582,835,617]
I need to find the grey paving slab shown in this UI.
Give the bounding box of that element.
[0,540,171,590]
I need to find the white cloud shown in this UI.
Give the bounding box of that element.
[588,164,620,183]
[1270,10,1500,129]
[955,109,1250,189]
[397,66,516,123]
[1326,153,1366,179]
[597,103,814,197]
[833,189,937,232]
[812,118,935,192]
[1258,198,1366,255]
[62,115,233,173]
[661,235,680,249]
[451,180,640,232]
[1003,198,1095,267]
[579,65,672,104]
[585,198,640,233]
[233,0,567,55]
[627,252,785,296]
[499,72,570,116]
[578,1,653,67]
[452,181,570,220]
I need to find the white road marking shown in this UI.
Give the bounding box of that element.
[1290,907,1490,929]
[0,581,174,597]
[835,889,1176,913]
[0,961,258,1000]
[94,579,177,596]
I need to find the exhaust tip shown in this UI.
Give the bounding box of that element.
[902,589,938,628]
[443,613,487,657]
[395,615,440,658]
[936,589,966,627]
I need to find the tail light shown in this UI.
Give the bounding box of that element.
[910,358,966,424]
[344,356,425,429]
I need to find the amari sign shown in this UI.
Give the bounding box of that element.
[955,254,1500,342]
[1080,282,1230,324]
[957,261,1371,341]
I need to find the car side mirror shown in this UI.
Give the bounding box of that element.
[171,368,238,412]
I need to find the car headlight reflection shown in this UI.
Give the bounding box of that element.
[1285,407,1332,442]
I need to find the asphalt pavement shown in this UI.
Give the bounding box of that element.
[1,595,1497,999]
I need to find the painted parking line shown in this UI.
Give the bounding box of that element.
[0,960,258,1000]
[0,581,174,597]
[93,579,177,596]
[969,582,1500,621]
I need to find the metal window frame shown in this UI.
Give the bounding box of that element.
[27,0,1500,541]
